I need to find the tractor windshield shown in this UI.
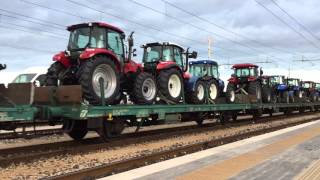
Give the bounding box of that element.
[302,82,312,88]
[270,76,283,85]
[143,46,162,62]
[143,45,174,63]
[235,68,257,77]
[287,79,299,86]
[316,83,320,89]
[189,64,218,78]
[68,26,106,50]
[189,64,202,76]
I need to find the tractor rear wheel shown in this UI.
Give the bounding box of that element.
[207,80,219,101]
[310,93,317,102]
[282,91,290,103]
[79,56,120,105]
[187,80,206,104]
[226,83,236,103]
[157,68,183,103]
[45,62,65,86]
[262,87,271,103]
[131,72,157,104]
[248,81,262,102]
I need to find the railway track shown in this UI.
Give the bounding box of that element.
[49,113,320,180]
[0,127,63,140]
[0,111,316,169]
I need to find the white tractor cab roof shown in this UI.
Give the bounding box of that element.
[12,66,47,87]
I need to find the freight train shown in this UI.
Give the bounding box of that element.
[1,22,320,141]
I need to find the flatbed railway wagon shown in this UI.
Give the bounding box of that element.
[0,83,320,141]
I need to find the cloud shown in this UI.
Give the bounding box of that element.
[0,0,319,83]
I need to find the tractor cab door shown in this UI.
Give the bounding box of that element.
[107,30,125,64]
[173,46,184,70]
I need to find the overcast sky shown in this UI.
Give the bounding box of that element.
[0,0,320,83]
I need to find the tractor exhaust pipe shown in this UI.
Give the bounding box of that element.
[184,49,198,72]
[127,32,136,62]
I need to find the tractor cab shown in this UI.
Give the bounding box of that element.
[302,81,315,89]
[141,42,196,73]
[226,63,264,103]
[138,42,197,104]
[188,60,219,79]
[229,63,260,84]
[302,81,319,102]
[316,83,320,91]
[269,75,288,91]
[286,78,301,90]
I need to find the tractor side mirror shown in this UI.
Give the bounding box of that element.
[259,68,263,76]
[188,51,198,59]
[132,48,137,57]
[127,31,135,62]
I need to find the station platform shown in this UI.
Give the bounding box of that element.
[104,120,320,180]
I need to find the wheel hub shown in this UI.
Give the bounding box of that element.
[168,74,181,98]
[142,78,156,101]
[197,84,205,100]
[92,64,117,98]
[209,83,218,100]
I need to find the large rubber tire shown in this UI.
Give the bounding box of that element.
[157,68,183,103]
[282,91,290,103]
[226,83,236,103]
[310,93,317,102]
[248,81,262,102]
[45,62,65,86]
[131,72,157,104]
[78,56,120,105]
[186,80,206,104]
[207,80,219,101]
[262,87,271,103]
[97,119,125,142]
[65,120,88,141]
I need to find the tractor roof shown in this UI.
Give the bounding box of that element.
[269,75,285,78]
[189,60,218,66]
[67,22,124,34]
[232,63,258,69]
[142,42,184,50]
[302,81,314,83]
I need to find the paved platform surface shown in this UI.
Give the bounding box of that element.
[104,120,320,180]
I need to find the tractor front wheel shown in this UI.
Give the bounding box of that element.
[157,68,183,103]
[79,56,120,105]
[131,72,157,104]
[226,83,236,103]
[45,62,65,86]
[207,80,219,102]
[187,80,206,104]
[248,81,262,102]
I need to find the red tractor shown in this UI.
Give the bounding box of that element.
[226,63,264,103]
[131,42,197,104]
[45,22,142,105]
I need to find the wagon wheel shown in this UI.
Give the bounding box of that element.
[97,119,125,142]
[64,120,88,141]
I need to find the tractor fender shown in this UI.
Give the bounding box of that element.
[185,76,200,92]
[124,60,143,74]
[79,48,121,71]
[288,90,294,97]
[277,84,288,91]
[156,61,181,72]
[53,51,71,68]
[228,77,238,84]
